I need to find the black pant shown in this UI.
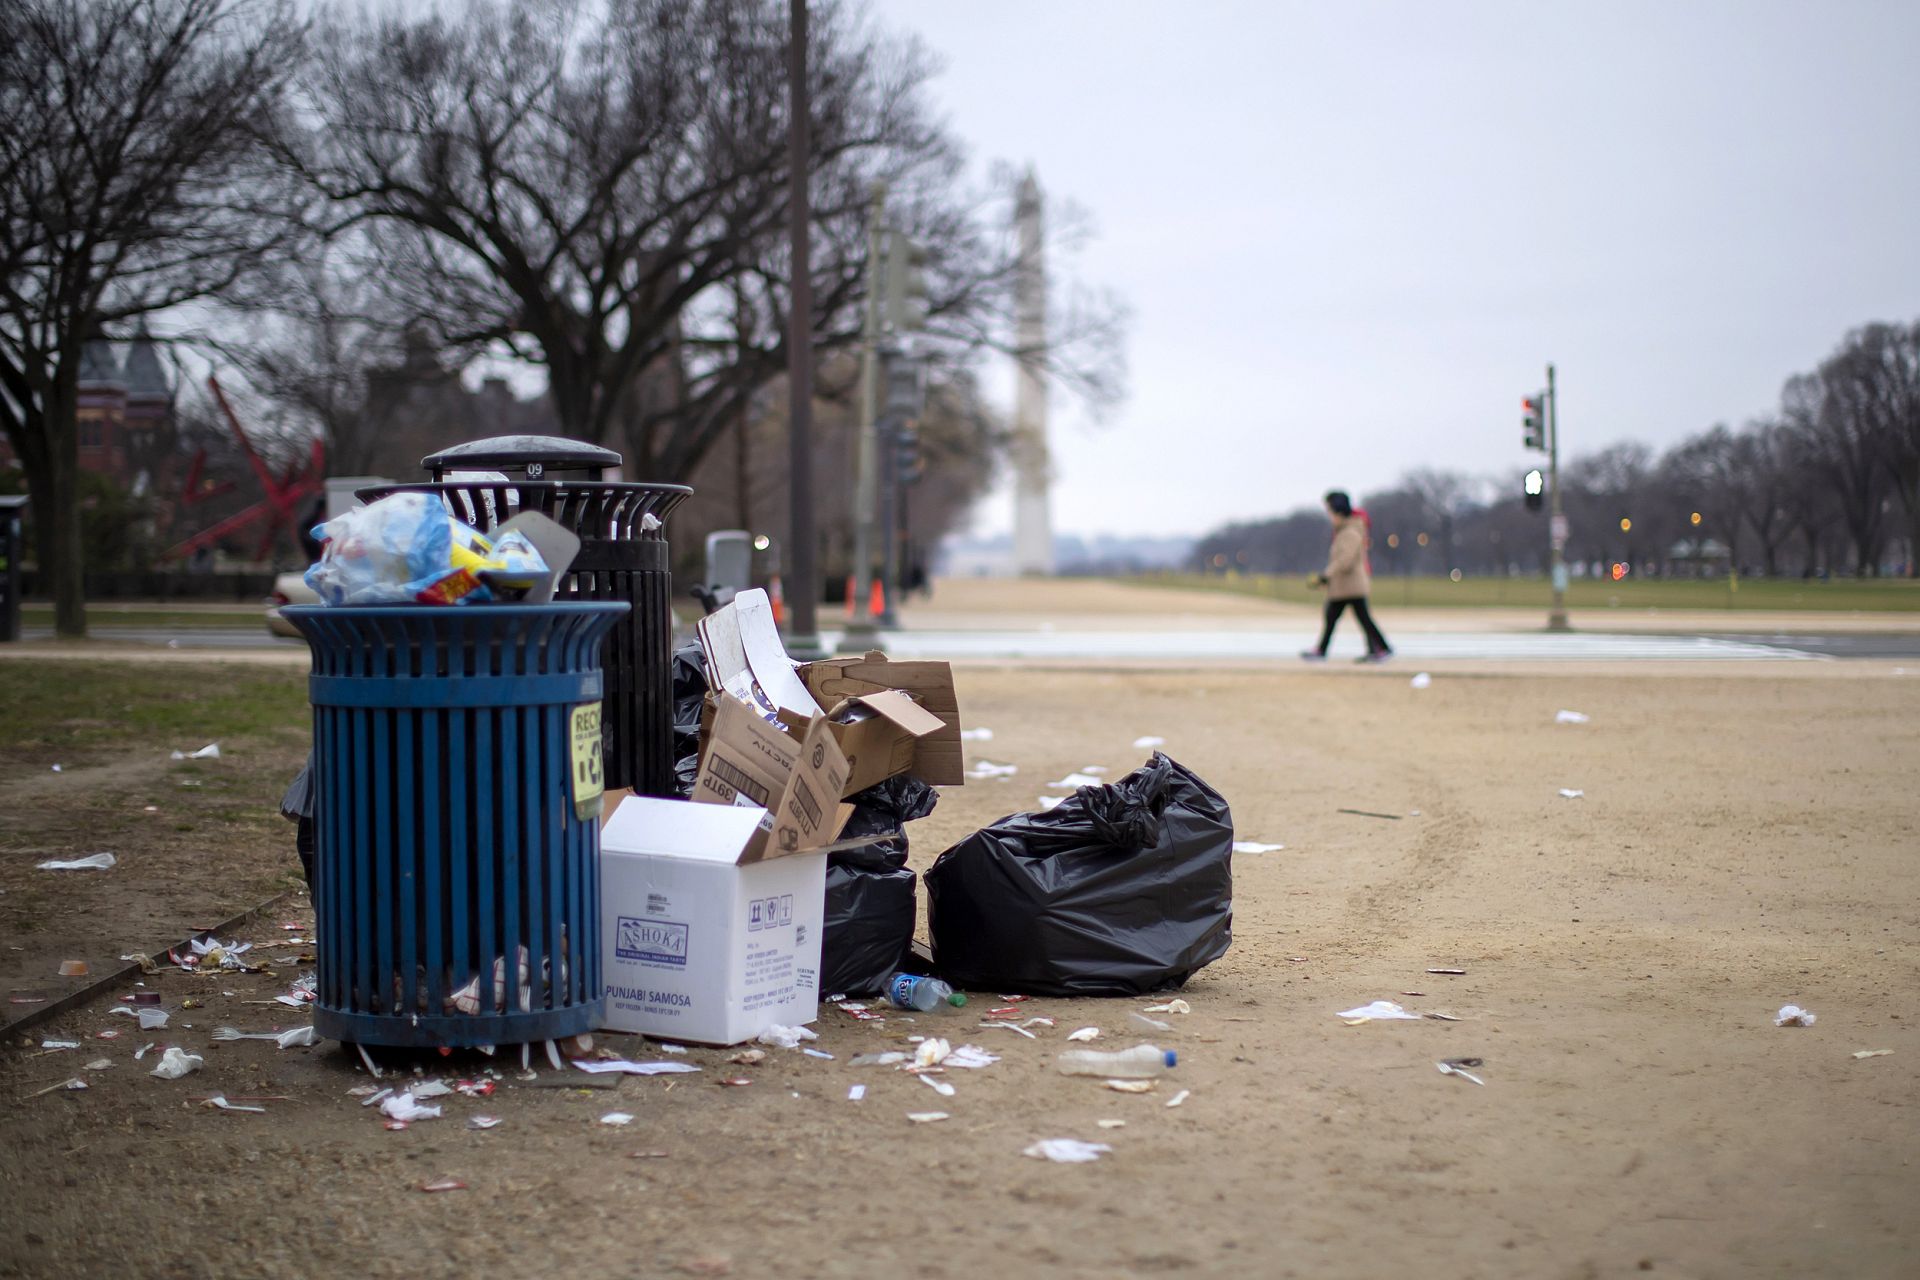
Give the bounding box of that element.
[1316,596,1389,655]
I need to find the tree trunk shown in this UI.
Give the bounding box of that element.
[22,373,87,637]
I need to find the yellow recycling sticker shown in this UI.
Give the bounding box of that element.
[569,702,604,821]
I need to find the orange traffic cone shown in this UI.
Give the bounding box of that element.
[768,574,786,627]
[869,577,886,617]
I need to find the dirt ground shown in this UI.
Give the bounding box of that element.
[3,647,1918,1279]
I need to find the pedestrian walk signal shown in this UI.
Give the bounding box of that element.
[1524,468,1545,511]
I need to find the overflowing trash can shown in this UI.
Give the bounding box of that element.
[284,601,627,1049]
[362,436,691,797]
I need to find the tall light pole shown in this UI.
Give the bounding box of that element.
[1546,362,1570,631]
[839,182,887,652]
[783,0,822,657]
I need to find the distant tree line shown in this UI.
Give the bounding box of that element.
[1195,321,1920,581]
[1,0,1126,635]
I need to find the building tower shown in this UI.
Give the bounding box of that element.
[1011,167,1054,576]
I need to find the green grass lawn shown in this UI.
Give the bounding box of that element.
[1135,572,1920,612]
[0,661,307,761]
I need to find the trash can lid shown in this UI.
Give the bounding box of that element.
[423,435,622,480]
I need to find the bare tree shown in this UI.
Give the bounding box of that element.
[284,0,1124,486]
[1782,366,1888,575]
[0,0,305,635]
[1819,322,1920,576]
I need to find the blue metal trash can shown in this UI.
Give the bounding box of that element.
[283,602,627,1049]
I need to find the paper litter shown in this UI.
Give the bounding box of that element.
[169,743,221,760]
[84,1058,113,1071]
[36,853,116,871]
[600,1112,635,1126]
[757,1023,819,1049]
[1024,1138,1112,1163]
[1097,1119,1127,1129]
[1232,841,1285,854]
[913,1038,951,1068]
[847,1085,867,1101]
[571,1059,702,1076]
[1103,1079,1154,1094]
[1555,709,1591,724]
[1131,736,1165,750]
[1774,1004,1816,1027]
[380,1092,443,1122]
[1067,1027,1100,1042]
[1851,1049,1893,1060]
[1337,1001,1423,1022]
[1410,672,1432,689]
[149,1047,204,1079]
[943,1045,999,1069]
[906,1112,949,1123]
[41,1039,80,1050]
[1558,789,1585,799]
[469,1116,502,1129]
[1165,1089,1190,1108]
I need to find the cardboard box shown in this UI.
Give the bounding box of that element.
[599,799,828,1045]
[800,653,965,786]
[778,689,948,798]
[691,698,849,861]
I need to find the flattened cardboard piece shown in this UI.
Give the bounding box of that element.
[696,589,820,720]
[779,688,948,797]
[693,697,849,863]
[492,511,579,603]
[800,653,964,786]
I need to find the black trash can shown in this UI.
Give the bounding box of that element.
[362,437,691,797]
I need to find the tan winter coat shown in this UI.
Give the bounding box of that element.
[1323,515,1371,600]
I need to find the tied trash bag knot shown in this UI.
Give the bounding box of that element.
[1077,753,1176,852]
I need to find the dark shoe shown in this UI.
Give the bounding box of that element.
[1356,649,1393,663]
[1299,650,1327,662]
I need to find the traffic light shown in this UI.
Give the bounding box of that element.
[1524,468,1544,511]
[882,229,930,332]
[895,422,924,485]
[881,349,925,421]
[1522,395,1545,450]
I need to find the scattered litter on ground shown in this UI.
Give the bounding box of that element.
[355,1043,383,1078]
[756,1024,818,1050]
[1231,841,1285,853]
[1129,1012,1173,1033]
[1047,772,1107,789]
[276,1026,320,1048]
[847,1085,866,1101]
[469,1116,502,1129]
[202,1095,267,1113]
[1426,967,1466,975]
[1336,808,1401,820]
[380,1092,443,1122]
[1103,1079,1155,1094]
[906,1112,948,1123]
[1144,999,1190,1015]
[965,761,1018,780]
[1410,672,1432,689]
[409,1080,453,1100]
[1067,1027,1100,1042]
[600,1112,635,1126]
[1132,736,1165,750]
[27,1078,88,1098]
[717,1077,752,1087]
[57,959,89,977]
[919,1074,956,1097]
[83,1058,112,1071]
[169,743,222,760]
[133,1042,154,1060]
[1851,1049,1893,1060]
[802,1048,834,1060]
[914,1038,952,1068]
[571,1059,702,1076]
[1774,1004,1816,1027]
[1166,1089,1190,1108]
[36,853,116,871]
[1337,1001,1423,1022]
[149,1047,204,1079]
[212,1026,281,1042]
[51,764,61,773]
[944,1045,999,1069]
[728,1049,767,1066]
[41,1039,80,1050]
[850,1051,907,1066]
[1555,710,1591,724]
[1436,1060,1486,1086]
[1024,1138,1112,1163]
[655,1043,689,1055]
[979,1021,1037,1039]
[419,1179,468,1193]
[960,728,994,742]
[1558,788,1585,799]
[1097,1119,1127,1129]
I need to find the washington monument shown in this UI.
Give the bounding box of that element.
[1012,168,1053,576]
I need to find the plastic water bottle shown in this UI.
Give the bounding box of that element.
[882,973,967,1012]
[1054,1044,1177,1079]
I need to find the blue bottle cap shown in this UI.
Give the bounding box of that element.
[1163,1049,1177,1068]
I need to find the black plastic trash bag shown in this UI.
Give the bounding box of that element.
[924,753,1233,997]
[820,776,939,997]
[669,641,707,799]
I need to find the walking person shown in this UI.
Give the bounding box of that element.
[1302,490,1392,662]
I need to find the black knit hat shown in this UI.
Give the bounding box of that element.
[1324,490,1353,517]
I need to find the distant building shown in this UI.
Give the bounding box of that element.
[74,328,173,490]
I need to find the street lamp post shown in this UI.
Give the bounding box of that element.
[1545,362,1570,631]
[782,0,823,657]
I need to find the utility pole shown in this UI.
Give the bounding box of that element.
[782,0,823,657]
[1546,362,1570,631]
[839,182,887,652]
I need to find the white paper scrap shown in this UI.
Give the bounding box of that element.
[379,1093,443,1122]
[1165,1089,1191,1108]
[599,1112,635,1126]
[1774,1004,1816,1027]
[36,853,116,871]
[571,1059,703,1076]
[84,1058,113,1071]
[914,1037,951,1068]
[848,1084,867,1102]
[1066,1027,1100,1042]
[1337,1001,1423,1022]
[1558,789,1585,799]
[756,1024,819,1049]
[1103,1079,1154,1094]
[1410,672,1432,689]
[906,1112,949,1123]
[1024,1138,1112,1164]
[1132,736,1165,750]
[1555,709,1591,724]
[1851,1049,1893,1060]
[1231,841,1285,854]
[275,1025,320,1048]
[148,1047,204,1079]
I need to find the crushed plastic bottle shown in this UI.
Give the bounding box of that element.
[882,974,967,1012]
[1054,1044,1177,1080]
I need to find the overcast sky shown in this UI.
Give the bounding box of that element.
[870,0,1920,538]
